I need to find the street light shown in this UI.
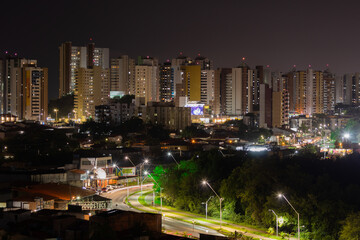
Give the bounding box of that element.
[125,156,138,185]
[202,180,223,229]
[138,159,150,191]
[202,195,213,219]
[278,193,300,240]
[269,209,279,237]
[167,152,180,167]
[53,109,58,122]
[113,164,129,197]
[146,172,163,214]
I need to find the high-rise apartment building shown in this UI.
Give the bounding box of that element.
[110,55,135,96]
[224,62,253,116]
[219,68,232,116]
[159,62,173,102]
[194,55,213,70]
[179,65,201,102]
[323,69,336,113]
[59,41,109,97]
[135,65,159,105]
[74,66,110,121]
[200,70,215,105]
[293,68,324,115]
[213,69,221,116]
[23,66,48,121]
[0,55,47,121]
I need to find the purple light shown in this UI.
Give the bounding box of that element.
[5,51,8,54]
[147,56,149,58]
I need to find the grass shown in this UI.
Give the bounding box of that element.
[128,190,284,240]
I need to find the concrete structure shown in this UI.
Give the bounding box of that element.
[136,102,191,130]
[323,69,336,113]
[90,209,162,235]
[74,66,110,121]
[180,65,201,102]
[259,84,272,128]
[201,70,215,106]
[59,41,109,97]
[135,65,159,105]
[159,62,173,102]
[0,55,47,121]
[110,55,135,95]
[23,66,48,122]
[95,105,111,124]
[293,68,324,115]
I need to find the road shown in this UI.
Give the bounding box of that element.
[103,184,224,238]
[128,190,282,240]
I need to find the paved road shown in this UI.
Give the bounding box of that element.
[103,184,224,238]
[128,189,287,240]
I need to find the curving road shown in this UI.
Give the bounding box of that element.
[103,184,224,238]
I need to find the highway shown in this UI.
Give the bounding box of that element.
[103,184,224,238]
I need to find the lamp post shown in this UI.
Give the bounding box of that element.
[125,156,138,185]
[53,109,58,122]
[269,209,279,237]
[139,159,149,191]
[146,172,162,214]
[202,180,223,229]
[113,164,129,197]
[167,152,180,168]
[343,133,350,154]
[218,149,225,157]
[73,109,77,123]
[278,194,300,240]
[202,195,213,219]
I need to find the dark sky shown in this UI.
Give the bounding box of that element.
[1,0,360,100]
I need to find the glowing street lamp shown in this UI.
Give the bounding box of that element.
[278,193,300,240]
[113,163,129,197]
[202,195,213,219]
[167,152,180,167]
[202,180,223,229]
[125,156,138,185]
[269,209,279,236]
[145,171,163,214]
[53,109,58,122]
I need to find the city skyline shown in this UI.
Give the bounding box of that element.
[2,0,360,100]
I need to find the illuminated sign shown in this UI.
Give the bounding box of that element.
[185,103,204,116]
[191,106,203,115]
[110,91,125,99]
[115,167,136,177]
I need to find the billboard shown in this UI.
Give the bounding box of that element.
[115,167,136,177]
[110,91,125,99]
[185,103,204,116]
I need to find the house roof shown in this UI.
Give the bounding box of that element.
[14,183,94,201]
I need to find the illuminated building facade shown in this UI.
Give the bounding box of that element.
[0,55,47,121]
[74,66,110,121]
[59,41,109,97]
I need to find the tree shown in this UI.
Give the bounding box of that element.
[48,93,74,119]
[339,212,360,240]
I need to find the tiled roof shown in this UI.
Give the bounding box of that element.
[15,183,94,201]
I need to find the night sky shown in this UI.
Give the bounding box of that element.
[1,0,360,100]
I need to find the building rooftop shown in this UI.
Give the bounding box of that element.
[14,183,94,201]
